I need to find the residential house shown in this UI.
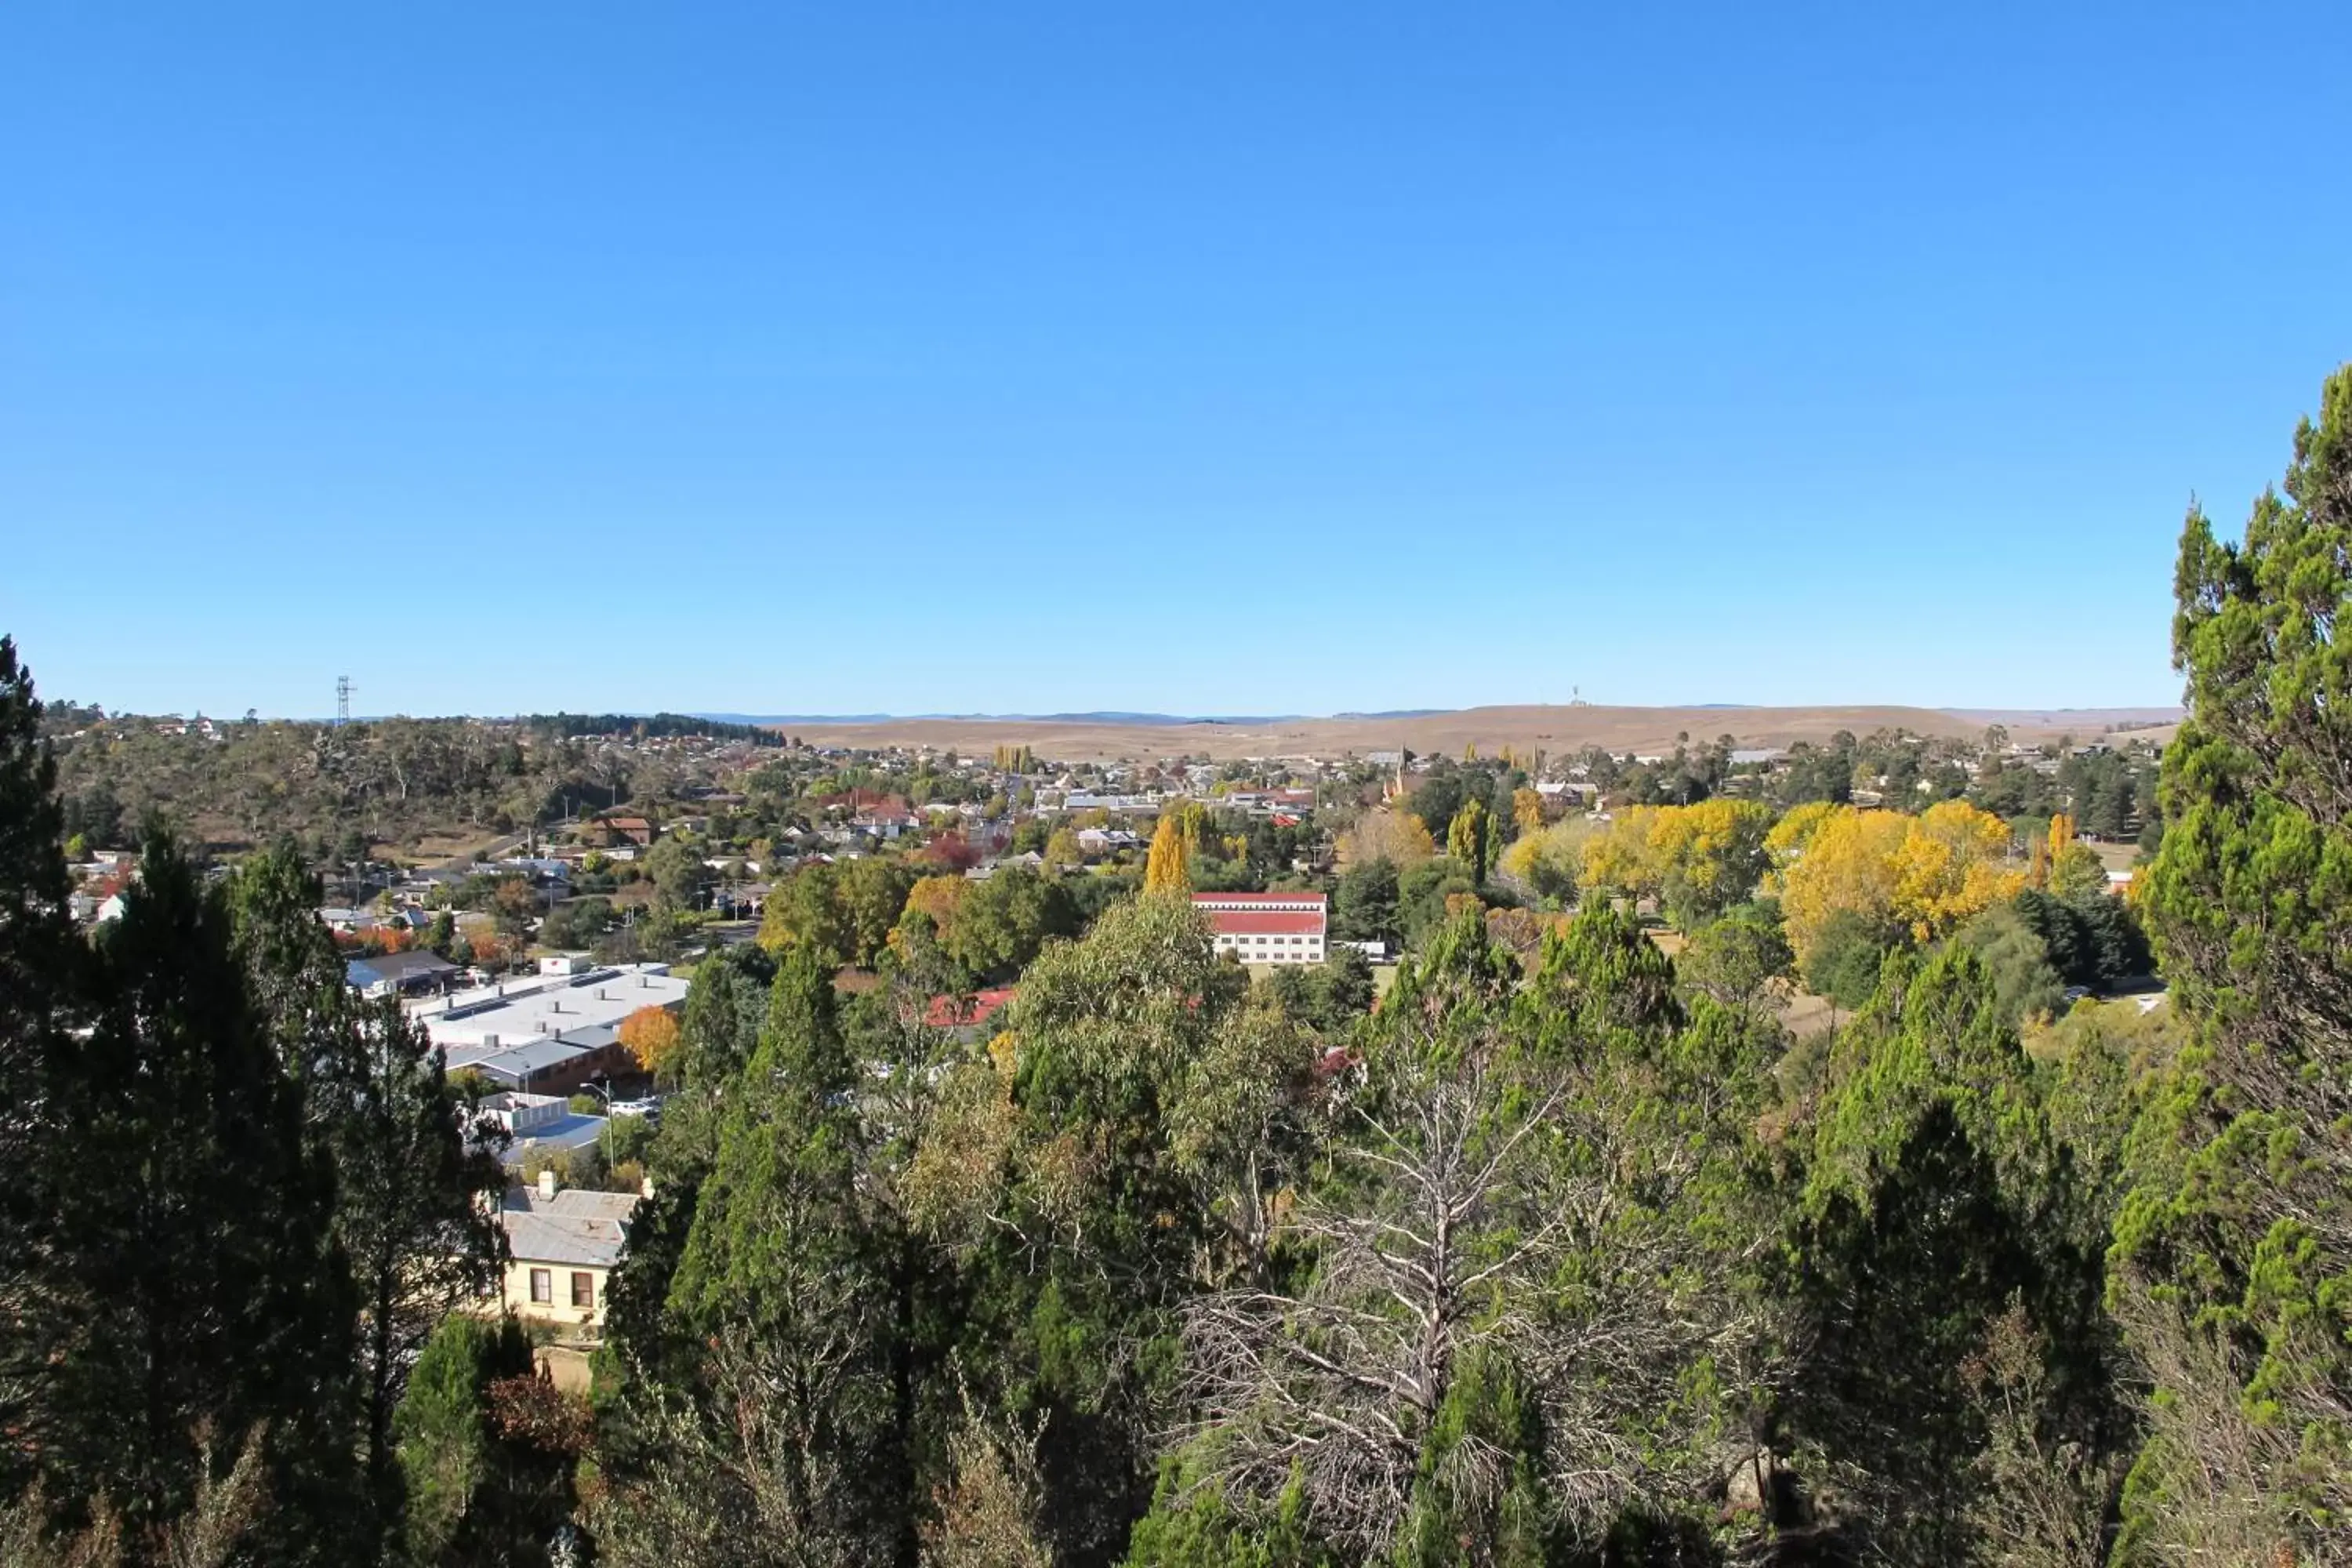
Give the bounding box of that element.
[586,815,655,848]
[346,949,461,999]
[924,987,1017,1044]
[493,1172,641,1332]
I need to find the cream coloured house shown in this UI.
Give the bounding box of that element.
[494,1173,641,1333]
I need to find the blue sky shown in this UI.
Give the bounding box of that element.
[4,1,2347,719]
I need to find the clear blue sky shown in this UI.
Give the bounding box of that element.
[5,2,2347,720]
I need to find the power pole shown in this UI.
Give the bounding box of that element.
[336,675,355,727]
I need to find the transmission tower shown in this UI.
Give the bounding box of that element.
[336,675,354,726]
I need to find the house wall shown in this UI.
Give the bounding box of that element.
[481,1040,633,1098]
[497,1256,614,1331]
[1212,931,1327,963]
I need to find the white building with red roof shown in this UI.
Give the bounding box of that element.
[1192,891,1327,964]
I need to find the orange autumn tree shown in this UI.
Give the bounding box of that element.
[619,1005,683,1078]
[899,873,970,940]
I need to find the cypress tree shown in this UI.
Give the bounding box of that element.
[2118,365,2352,1555]
[0,636,85,1500]
[45,832,358,1557]
[633,949,908,1563]
[229,840,507,1551]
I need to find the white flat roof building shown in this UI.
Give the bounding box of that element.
[405,961,690,1055]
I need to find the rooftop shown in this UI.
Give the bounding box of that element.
[408,962,688,1051]
[452,1036,599,1080]
[498,1111,612,1167]
[924,987,1017,1032]
[499,1185,640,1265]
[347,949,459,985]
[1205,910,1327,937]
[1192,891,1328,908]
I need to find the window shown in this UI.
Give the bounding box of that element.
[572,1272,595,1309]
[529,1268,551,1304]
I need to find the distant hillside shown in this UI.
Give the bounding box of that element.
[775,702,2180,763]
[1940,706,2183,731]
[695,710,1306,727]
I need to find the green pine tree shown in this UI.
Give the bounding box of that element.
[2115,365,2352,1559]
[612,949,913,1565]
[393,1312,575,1566]
[45,832,358,1558]
[0,636,87,1501]
[1784,946,2125,1562]
[231,840,509,1547]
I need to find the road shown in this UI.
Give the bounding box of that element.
[431,830,533,871]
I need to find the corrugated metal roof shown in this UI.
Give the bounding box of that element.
[1208,911,1327,936]
[469,1039,594,1080]
[499,1187,640,1269]
[1192,891,1329,907]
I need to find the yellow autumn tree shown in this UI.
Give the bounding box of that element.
[1512,787,1547,837]
[1581,809,1667,901]
[1645,798,1774,924]
[619,1005,684,1078]
[1497,815,1593,900]
[1892,800,2022,935]
[1577,800,1773,926]
[1773,800,2023,964]
[1144,804,1203,892]
[1446,798,1491,877]
[1338,808,1436,869]
[1771,808,1915,963]
[1764,799,1842,867]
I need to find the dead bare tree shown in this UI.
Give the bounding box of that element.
[2105,1279,2351,1568]
[1174,994,1766,1559]
[590,1326,886,1568]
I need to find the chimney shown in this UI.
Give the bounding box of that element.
[536,1168,557,1200]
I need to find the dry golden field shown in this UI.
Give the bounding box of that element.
[778,703,2177,764]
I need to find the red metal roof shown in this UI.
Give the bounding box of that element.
[924,987,1016,1030]
[1191,891,1328,906]
[1205,910,1326,937]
